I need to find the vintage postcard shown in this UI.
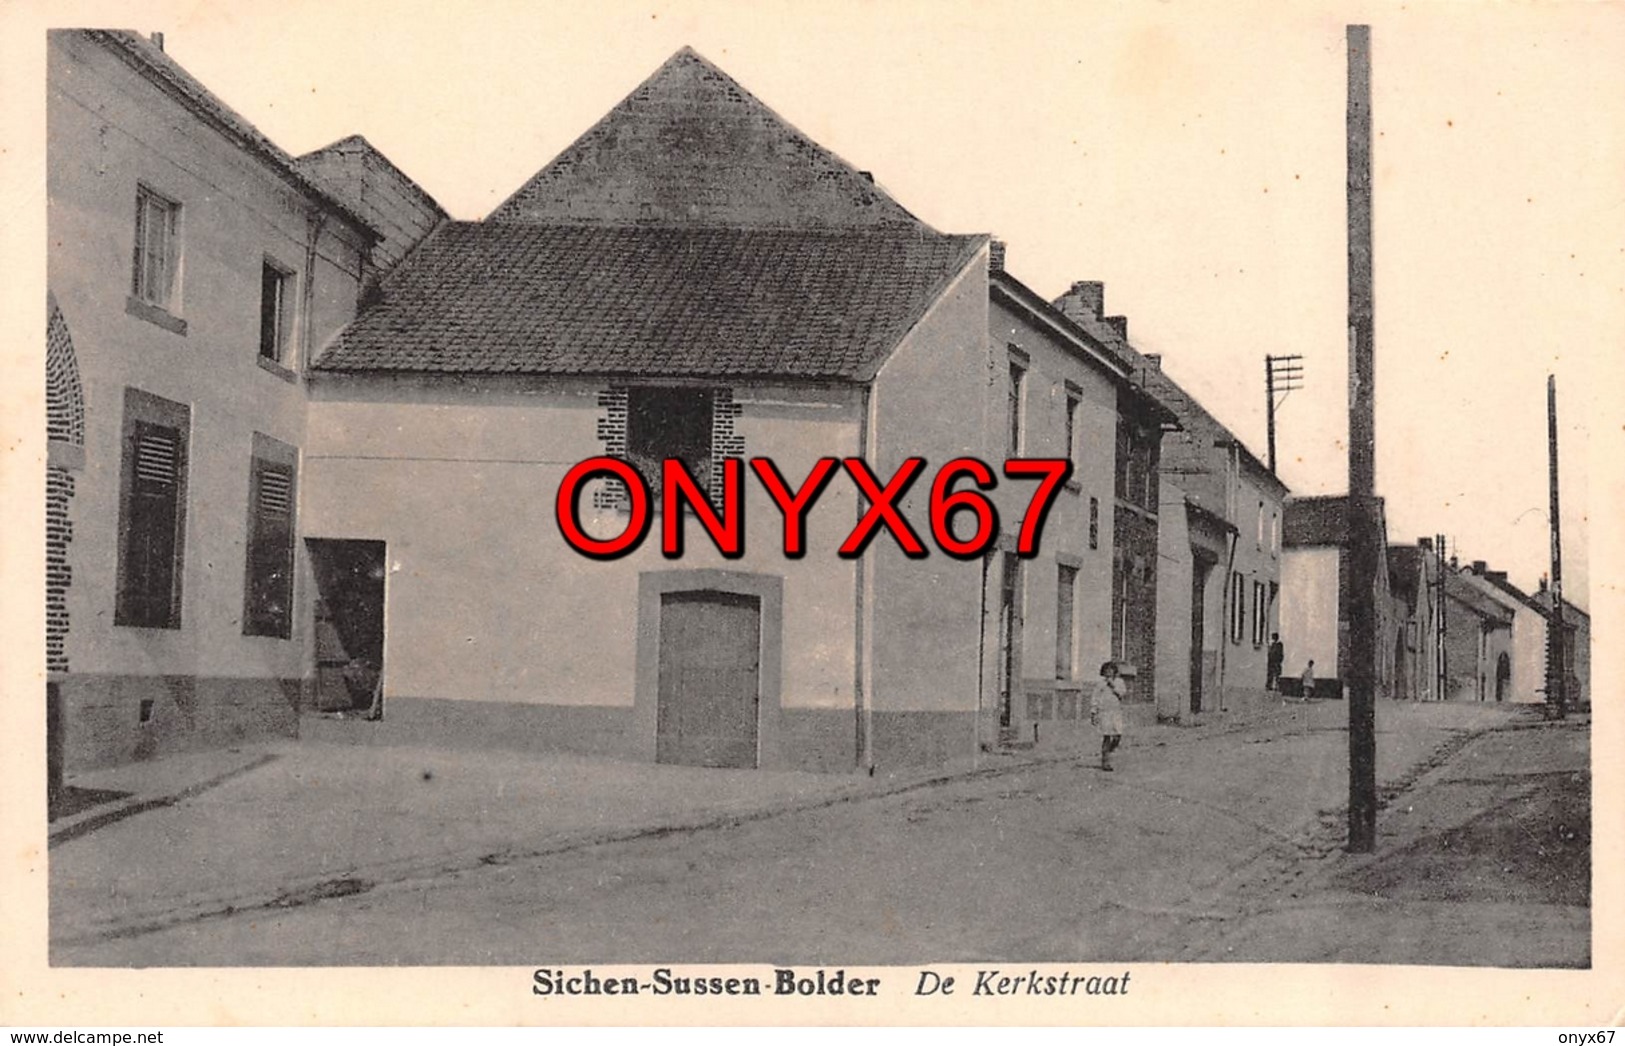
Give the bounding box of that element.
[2,0,1621,1028]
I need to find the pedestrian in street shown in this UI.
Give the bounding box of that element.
[1090,660,1127,771]
[1266,633,1285,692]
[1300,660,1316,701]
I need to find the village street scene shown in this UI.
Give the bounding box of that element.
[34,8,1600,973]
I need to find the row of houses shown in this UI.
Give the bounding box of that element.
[1278,495,1590,708]
[44,32,1585,789]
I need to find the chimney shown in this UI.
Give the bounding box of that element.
[1418,536,1433,550]
[1052,280,1106,324]
[1488,570,1508,584]
[988,240,1006,274]
[1143,354,1162,368]
[1471,560,1486,575]
[150,31,165,51]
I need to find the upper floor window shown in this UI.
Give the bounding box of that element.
[1256,501,1266,549]
[132,185,181,311]
[1114,416,1159,513]
[259,259,297,365]
[1063,387,1080,467]
[1006,358,1026,457]
[628,386,714,496]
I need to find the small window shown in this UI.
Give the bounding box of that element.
[244,436,298,639]
[1056,564,1078,680]
[132,185,181,311]
[627,386,714,496]
[116,389,189,629]
[1114,417,1129,501]
[1088,496,1100,550]
[1252,580,1268,646]
[1229,571,1247,645]
[1063,390,1080,467]
[1007,360,1026,457]
[259,260,296,364]
[1256,502,1265,549]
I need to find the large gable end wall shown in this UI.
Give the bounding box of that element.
[487,47,929,230]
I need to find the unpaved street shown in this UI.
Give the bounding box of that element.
[51,702,1588,967]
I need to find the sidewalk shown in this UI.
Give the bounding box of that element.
[49,698,1533,949]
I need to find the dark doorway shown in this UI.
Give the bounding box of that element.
[1190,554,1215,713]
[656,590,761,768]
[306,539,386,714]
[1496,651,1511,702]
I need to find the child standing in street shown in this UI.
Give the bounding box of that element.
[1090,660,1127,771]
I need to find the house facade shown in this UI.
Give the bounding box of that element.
[1440,564,1517,702]
[1469,561,1550,704]
[984,261,1173,746]
[298,47,1014,773]
[1053,285,1288,720]
[1386,538,1444,702]
[1278,494,1402,699]
[1532,585,1590,709]
[44,30,403,781]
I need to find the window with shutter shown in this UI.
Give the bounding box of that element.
[244,441,298,638]
[116,390,189,629]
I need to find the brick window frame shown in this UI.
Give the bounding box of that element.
[596,384,740,512]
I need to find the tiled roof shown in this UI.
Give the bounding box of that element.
[1049,286,1285,496]
[1283,494,1387,549]
[78,30,377,241]
[1445,571,1516,626]
[489,47,927,230]
[312,223,983,378]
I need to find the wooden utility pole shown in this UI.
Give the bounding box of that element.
[1344,24,1379,853]
[1266,354,1304,474]
[1546,375,1568,718]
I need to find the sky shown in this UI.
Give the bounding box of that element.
[19,0,1625,607]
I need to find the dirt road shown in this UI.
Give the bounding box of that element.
[51,702,1587,967]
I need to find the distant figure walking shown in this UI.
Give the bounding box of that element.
[1090,660,1127,771]
[1300,660,1317,701]
[1266,633,1285,691]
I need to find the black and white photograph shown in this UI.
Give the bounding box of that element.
[2,0,1621,1028]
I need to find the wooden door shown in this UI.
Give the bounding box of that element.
[657,590,761,768]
